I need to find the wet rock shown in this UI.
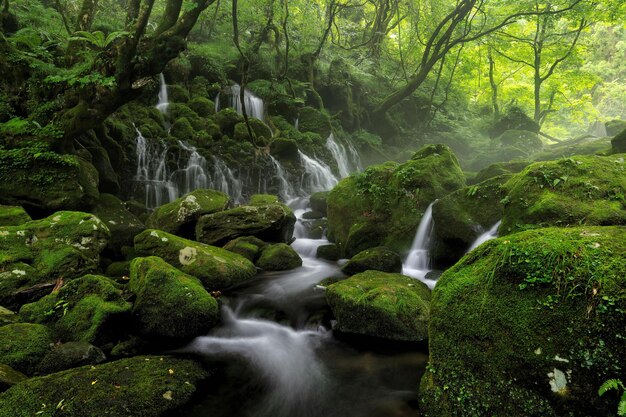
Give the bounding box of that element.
[256,243,302,271]
[223,236,267,262]
[341,247,402,275]
[316,244,339,261]
[309,191,329,216]
[38,341,106,374]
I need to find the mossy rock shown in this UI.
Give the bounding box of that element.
[0,148,99,214]
[420,226,626,417]
[606,120,626,136]
[233,119,272,147]
[223,236,267,262]
[38,341,106,374]
[533,136,613,162]
[326,271,431,341]
[188,97,215,117]
[612,128,626,153]
[167,84,190,103]
[431,175,510,267]
[497,129,543,149]
[0,364,27,392]
[0,306,18,326]
[92,194,145,255]
[195,203,296,246]
[104,261,131,278]
[489,106,540,138]
[298,107,332,138]
[134,230,256,291]
[0,323,52,375]
[473,161,530,184]
[256,243,302,271]
[309,191,329,216]
[327,144,466,257]
[316,244,339,261]
[215,108,243,137]
[19,275,131,346]
[341,246,402,275]
[300,218,326,239]
[146,189,230,238]
[0,205,30,227]
[270,137,299,162]
[248,194,279,206]
[0,355,207,417]
[302,211,323,220]
[170,117,195,142]
[500,154,626,235]
[0,211,110,308]
[129,257,219,339]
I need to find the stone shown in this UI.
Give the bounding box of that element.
[0,323,52,375]
[38,341,106,374]
[341,247,403,275]
[0,205,30,227]
[256,243,303,271]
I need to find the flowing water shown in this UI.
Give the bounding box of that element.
[229,84,265,120]
[467,220,501,252]
[298,151,339,193]
[403,202,437,289]
[325,133,362,178]
[156,73,169,114]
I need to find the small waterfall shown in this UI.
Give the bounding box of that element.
[230,84,265,120]
[298,151,339,193]
[214,92,221,113]
[467,220,501,252]
[294,118,299,131]
[346,140,363,172]
[172,141,209,195]
[210,155,244,205]
[589,121,607,137]
[403,202,436,288]
[156,73,169,114]
[269,156,295,201]
[134,126,177,209]
[325,134,363,178]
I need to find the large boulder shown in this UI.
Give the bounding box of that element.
[0,364,27,392]
[431,175,509,267]
[326,271,431,341]
[297,106,332,138]
[0,355,207,417]
[612,128,626,153]
[309,191,329,216]
[256,243,303,271]
[129,257,219,339]
[0,148,99,214]
[223,236,267,262]
[0,306,17,326]
[19,275,132,345]
[472,160,530,184]
[341,246,402,275]
[420,226,626,417]
[0,211,110,308]
[488,106,540,138]
[0,205,30,227]
[146,189,229,238]
[500,155,626,235]
[92,193,145,255]
[0,323,52,375]
[38,341,106,374]
[134,229,256,290]
[327,144,465,257]
[195,203,296,246]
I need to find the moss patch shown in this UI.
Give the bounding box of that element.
[256,243,302,271]
[0,205,31,227]
[0,323,52,375]
[341,246,402,275]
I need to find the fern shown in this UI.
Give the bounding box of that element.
[619,393,626,417]
[69,30,129,49]
[599,379,626,416]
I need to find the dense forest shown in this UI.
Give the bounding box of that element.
[0,0,625,416]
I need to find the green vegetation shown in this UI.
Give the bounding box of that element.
[256,243,303,271]
[341,246,403,275]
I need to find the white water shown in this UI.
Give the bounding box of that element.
[467,220,501,252]
[325,134,362,178]
[299,151,339,193]
[403,202,437,289]
[230,84,265,120]
[269,155,296,201]
[156,73,169,114]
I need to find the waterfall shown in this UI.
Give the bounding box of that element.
[467,220,501,252]
[230,84,265,120]
[172,141,209,195]
[298,151,338,193]
[325,134,363,178]
[589,121,607,137]
[346,140,363,172]
[294,118,299,131]
[403,202,436,288]
[214,92,221,113]
[156,73,169,114]
[210,155,244,205]
[269,155,295,201]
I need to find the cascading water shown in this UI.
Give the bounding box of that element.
[134,126,177,209]
[467,220,501,252]
[156,73,169,114]
[209,155,244,204]
[230,84,265,120]
[269,155,296,201]
[403,202,437,288]
[298,151,339,193]
[325,134,362,178]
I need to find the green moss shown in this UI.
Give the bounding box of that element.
[170,117,195,142]
[223,236,267,262]
[500,154,626,235]
[0,205,31,226]
[146,189,229,237]
[233,119,272,146]
[316,244,339,261]
[473,161,530,184]
[612,128,626,153]
[297,106,332,138]
[0,355,207,417]
[270,137,299,162]
[309,192,329,216]
[134,229,256,291]
[167,84,190,103]
[104,261,131,278]
[327,144,466,256]
[188,97,215,117]
[92,193,145,254]
[0,323,52,375]
[0,306,18,326]
[256,243,302,271]
[421,226,626,417]
[19,275,131,345]
[38,341,105,374]
[248,194,279,206]
[341,246,402,275]
[326,271,431,341]
[215,108,243,137]
[129,257,219,339]
[0,364,27,391]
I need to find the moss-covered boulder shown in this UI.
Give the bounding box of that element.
[129,257,219,339]
[327,144,465,257]
[431,175,509,267]
[0,364,27,392]
[0,205,30,227]
[606,120,626,136]
[195,203,296,246]
[309,191,329,216]
[0,211,110,307]
[0,306,17,326]
[0,355,207,417]
[223,236,267,262]
[612,128,626,153]
[498,129,543,149]
[38,341,106,374]
[316,244,339,261]
[473,161,530,184]
[298,106,332,138]
[188,97,215,118]
[500,155,626,235]
[341,247,402,275]
[256,243,302,271]
[270,137,299,162]
[234,119,272,146]
[134,230,256,290]
[248,194,280,206]
[0,323,52,375]
[146,189,230,237]
[326,271,431,341]
[170,117,195,142]
[0,148,99,214]
[92,194,145,254]
[215,108,243,136]
[420,226,626,417]
[19,275,131,345]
